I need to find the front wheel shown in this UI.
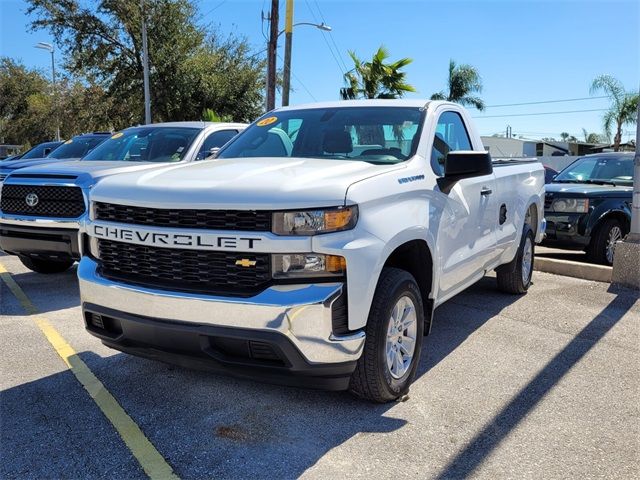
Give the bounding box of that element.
[349,268,424,403]
[496,224,535,294]
[19,256,74,274]
[587,219,626,266]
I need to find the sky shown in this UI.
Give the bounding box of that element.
[1,0,639,142]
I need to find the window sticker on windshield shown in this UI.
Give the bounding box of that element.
[64,139,73,144]
[111,132,123,139]
[402,121,414,128]
[257,116,278,127]
[176,146,184,153]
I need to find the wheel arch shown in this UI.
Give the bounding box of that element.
[381,238,435,334]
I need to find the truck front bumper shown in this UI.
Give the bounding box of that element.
[78,257,365,390]
[0,218,81,260]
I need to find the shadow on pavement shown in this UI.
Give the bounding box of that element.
[0,265,80,315]
[433,285,636,479]
[2,275,530,478]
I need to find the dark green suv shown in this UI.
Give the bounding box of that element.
[542,152,634,265]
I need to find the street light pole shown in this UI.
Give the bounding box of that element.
[35,42,60,141]
[629,100,640,241]
[141,0,151,124]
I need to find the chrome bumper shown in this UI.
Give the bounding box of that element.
[77,257,365,364]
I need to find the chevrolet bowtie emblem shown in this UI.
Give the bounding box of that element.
[235,258,257,267]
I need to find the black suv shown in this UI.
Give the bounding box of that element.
[542,152,634,265]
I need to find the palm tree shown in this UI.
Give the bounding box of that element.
[340,46,415,100]
[590,75,639,151]
[560,132,570,141]
[430,59,485,111]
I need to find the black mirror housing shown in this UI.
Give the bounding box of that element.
[444,150,493,178]
[438,151,493,193]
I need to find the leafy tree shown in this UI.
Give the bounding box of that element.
[26,0,265,126]
[202,108,232,122]
[431,59,485,111]
[560,132,570,141]
[590,75,639,151]
[340,46,415,100]
[582,128,604,144]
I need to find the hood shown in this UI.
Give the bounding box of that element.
[546,182,633,197]
[0,157,75,172]
[92,157,402,210]
[6,160,167,185]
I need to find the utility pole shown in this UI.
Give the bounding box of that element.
[611,99,640,289]
[282,0,293,106]
[266,0,279,111]
[141,0,151,124]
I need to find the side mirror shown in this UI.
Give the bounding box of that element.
[205,147,221,160]
[438,151,493,193]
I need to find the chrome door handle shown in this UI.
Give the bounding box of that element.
[480,187,493,196]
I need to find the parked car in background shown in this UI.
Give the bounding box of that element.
[1,140,65,162]
[0,132,110,182]
[542,152,634,265]
[0,122,246,273]
[77,100,545,402]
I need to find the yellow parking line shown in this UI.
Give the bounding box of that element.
[0,262,179,480]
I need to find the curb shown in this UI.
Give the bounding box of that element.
[534,256,612,283]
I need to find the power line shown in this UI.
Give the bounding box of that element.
[277,52,317,102]
[312,0,349,73]
[303,0,345,75]
[474,108,609,119]
[480,96,610,108]
[200,0,227,19]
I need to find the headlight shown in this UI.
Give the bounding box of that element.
[272,253,346,279]
[551,198,589,213]
[272,206,358,236]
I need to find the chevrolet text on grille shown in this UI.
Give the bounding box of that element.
[91,224,262,250]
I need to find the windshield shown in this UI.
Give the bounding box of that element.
[48,137,106,159]
[554,155,634,186]
[83,127,200,162]
[21,142,63,159]
[217,106,423,164]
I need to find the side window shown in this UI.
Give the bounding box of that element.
[431,111,472,176]
[197,130,238,159]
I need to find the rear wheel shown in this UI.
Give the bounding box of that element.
[349,268,424,403]
[496,224,535,294]
[19,256,74,274]
[587,219,626,265]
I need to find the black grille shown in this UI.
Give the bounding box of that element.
[97,239,271,295]
[95,202,271,231]
[544,193,553,210]
[0,184,85,218]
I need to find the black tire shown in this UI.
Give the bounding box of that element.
[19,256,74,274]
[496,224,535,294]
[586,218,626,266]
[349,267,424,403]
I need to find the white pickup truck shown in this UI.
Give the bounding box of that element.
[78,100,545,402]
[0,122,246,273]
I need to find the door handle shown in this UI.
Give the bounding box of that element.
[480,187,493,196]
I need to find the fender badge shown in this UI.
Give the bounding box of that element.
[235,259,257,267]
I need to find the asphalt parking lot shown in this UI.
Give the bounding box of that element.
[1,252,638,480]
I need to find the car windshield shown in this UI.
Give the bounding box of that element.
[83,127,200,162]
[217,106,423,164]
[48,137,106,159]
[554,155,634,186]
[21,142,63,159]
